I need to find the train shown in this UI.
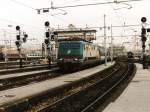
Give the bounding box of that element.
[57,40,109,71]
[0,52,20,61]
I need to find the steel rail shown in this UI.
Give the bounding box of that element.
[0,63,117,112]
[38,66,120,112]
[0,65,51,75]
[81,64,133,112]
[0,67,59,91]
[37,63,123,112]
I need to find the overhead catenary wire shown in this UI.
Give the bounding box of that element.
[52,0,82,6]
[5,0,145,34]
[9,0,68,19]
[9,0,35,10]
[54,24,142,30]
[0,17,44,31]
[8,0,142,27]
[37,0,142,10]
[106,0,130,37]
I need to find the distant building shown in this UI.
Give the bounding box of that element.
[54,25,96,41]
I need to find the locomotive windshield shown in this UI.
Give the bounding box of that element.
[58,41,84,59]
[59,42,81,49]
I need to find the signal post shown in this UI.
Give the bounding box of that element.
[141,17,150,69]
[44,21,57,68]
[15,26,28,68]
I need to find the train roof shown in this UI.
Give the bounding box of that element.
[54,29,96,34]
[59,40,103,47]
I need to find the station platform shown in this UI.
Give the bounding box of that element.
[0,62,114,108]
[103,63,150,112]
[0,68,57,80]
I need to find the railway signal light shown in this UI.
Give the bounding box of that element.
[15,26,28,68]
[24,34,28,38]
[44,21,52,68]
[141,17,147,23]
[16,26,20,30]
[142,44,146,49]
[45,21,50,27]
[16,35,20,40]
[141,28,147,42]
[44,39,49,45]
[141,28,146,35]
[15,41,20,47]
[37,9,40,14]
[45,32,50,38]
[23,37,27,43]
[141,36,147,42]
[51,34,55,40]
[147,28,150,32]
[140,17,149,69]
[23,34,28,43]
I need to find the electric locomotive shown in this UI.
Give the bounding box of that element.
[54,27,107,71]
[57,40,104,70]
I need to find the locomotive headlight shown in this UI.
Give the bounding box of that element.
[74,58,78,61]
[59,58,63,61]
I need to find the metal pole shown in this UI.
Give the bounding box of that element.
[3,31,7,63]
[149,35,150,57]
[47,45,51,68]
[111,24,113,63]
[141,25,146,69]
[19,48,22,68]
[45,44,47,60]
[19,30,22,68]
[134,31,137,56]
[104,14,107,66]
[48,28,51,68]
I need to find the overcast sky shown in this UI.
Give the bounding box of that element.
[0,0,149,50]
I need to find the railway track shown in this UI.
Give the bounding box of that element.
[33,62,135,112]
[0,67,59,91]
[0,62,108,92]
[0,62,115,112]
[0,61,31,69]
[0,62,134,112]
[0,64,52,75]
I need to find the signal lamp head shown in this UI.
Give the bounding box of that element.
[16,35,20,40]
[15,41,20,47]
[142,44,146,48]
[45,21,50,27]
[37,9,40,14]
[24,34,28,38]
[141,36,147,42]
[45,32,50,38]
[53,32,57,35]
[44,39,49,44]
[16,26,20,30]
[23,37,27,43]
[51,34,55,40]
[141,17,147,23]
